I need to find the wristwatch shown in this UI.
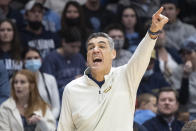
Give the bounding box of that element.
[148,29,162,35]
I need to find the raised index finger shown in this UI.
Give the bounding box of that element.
[154,7,163,17]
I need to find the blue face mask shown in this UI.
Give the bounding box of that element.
[25,59,41,72]
[143,69,154,78]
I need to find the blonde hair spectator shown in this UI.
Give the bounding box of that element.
[11,70,47,118]
[0,69,56,131]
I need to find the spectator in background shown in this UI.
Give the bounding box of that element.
[154,29,183,90]
[0,19,23,78]
[20,0,60,58]
[0,0,25,29]
[143,88,184,131]
[61,1,90,59]
[160,0,196,50]
[104,0,124,15]
[117,0,160,20]
[44,0,86,16]
[178,35,196,120]
[43,0,68,16]
[137,50,170,95]
[104,23,132,67]
[41,27,86,101]
[0,61,10,105]
[0,69,56,131]
[23,47,60,120]
[82,0,117,32]
[37,0,61,32]
[120,6,143,53]
[129,0,160,20]
[21,0,61,33]
[134,93,157,125]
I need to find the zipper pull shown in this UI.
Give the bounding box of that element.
[98,90,103,103]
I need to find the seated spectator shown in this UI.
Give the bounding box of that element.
[23,47,60,120]
[20,0,60,58]
[0,19,23,78]
[0,0,25,29]
[119,6,143,52]
[181,120,196,131]
[117,0,160,20]
[38,0,61,32]
[160,0,196,50]
[0,61,10,105]
[134,93,157,125]
[105,0,124,15]
[0,69,56,131]
[130,0,159,20]
[154,29,183,90]
[61,1,90,59]
[137,50,170,95]
[21,0,61,33]
[143,88,184,131]
[104,23,132,67]
[178,35,196,120]
[41,28,86,100]
[44,0,86,16]
[82,0,118,32]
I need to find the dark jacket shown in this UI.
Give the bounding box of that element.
[137,72,170,95]
[20,27,60,58]
[134,122,148,131]
[143,115,184,131]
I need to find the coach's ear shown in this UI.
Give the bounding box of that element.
[111,49,116,60]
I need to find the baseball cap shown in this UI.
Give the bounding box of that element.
[25,0,44,11]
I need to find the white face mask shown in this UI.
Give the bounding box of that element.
[143,69,154,78]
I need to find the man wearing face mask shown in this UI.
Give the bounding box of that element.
[20,0,61,33]
[20,0,60,58]
[104,24,132,67]
[137,50,170,96]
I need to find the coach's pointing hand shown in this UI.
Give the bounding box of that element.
[149,7,168,39]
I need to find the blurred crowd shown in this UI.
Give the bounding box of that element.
[0,0,196,130]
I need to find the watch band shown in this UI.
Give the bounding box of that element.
[148,29,161,35]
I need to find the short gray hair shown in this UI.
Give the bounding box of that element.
[86,32,114,49]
